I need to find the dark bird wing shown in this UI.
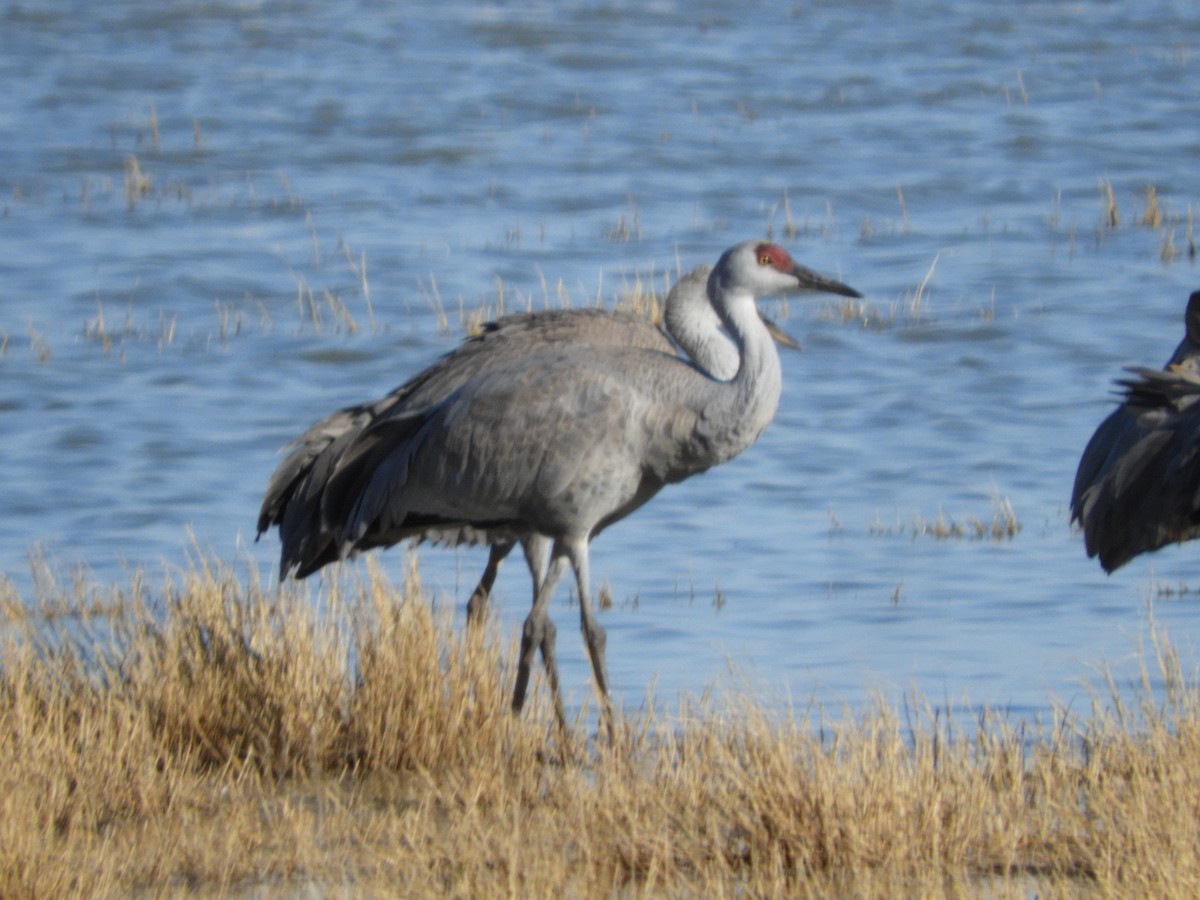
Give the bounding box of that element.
[1074,366,1200,571]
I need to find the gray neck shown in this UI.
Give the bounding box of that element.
[663,264,739,381]
[666,304,739,380]
[700,284,783,462]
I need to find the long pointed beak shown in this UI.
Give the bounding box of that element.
[793,265,862,299]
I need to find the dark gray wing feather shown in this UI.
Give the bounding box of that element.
[1074,366,1200,571]
[258,309,671,578]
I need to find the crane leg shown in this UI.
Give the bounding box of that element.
[518,535,564,720]
[466,540,515,627]
[565,537,613,741]
[520,534,551,598]
[511,542,568,732]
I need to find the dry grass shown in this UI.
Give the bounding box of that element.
[1100,179,1120,229]
[2,557,1200,897]
[1095,180,1199,265]
[816,250,946,331]
[819,295,900,329]
[611,266,668,324]
[869,493,1022,542]
[458,265,669,338]
[605,195,642,243]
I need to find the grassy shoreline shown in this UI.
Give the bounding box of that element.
[2,558,1199,897]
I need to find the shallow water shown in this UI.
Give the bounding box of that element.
[4,0,1200,725]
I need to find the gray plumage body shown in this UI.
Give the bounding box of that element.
[1071,290,1200,571]
[259,306,684,577]
[258,241,860,727]
[259,263,742,583]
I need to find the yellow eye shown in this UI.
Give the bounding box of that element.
[757,253,771,266]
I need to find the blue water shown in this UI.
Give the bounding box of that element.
[4,0,1200,725]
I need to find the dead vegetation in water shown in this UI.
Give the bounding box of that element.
[456,263,669,338]
[2,556,1200,897]
[867,493,1022,542]
[819,294,901,330]
[2,105,375,359]
[818,253,941,330]
[604,194,642,243]
[611,265,668,323]
[1096,178,1198,263]
[7,104,855,362]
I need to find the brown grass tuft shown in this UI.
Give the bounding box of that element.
[611,267,665,324]
[1101,179,1120,229]
[1141,185,1164,228]
[1,558,1199,896]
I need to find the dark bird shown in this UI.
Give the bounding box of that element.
[1071,290,1200,571]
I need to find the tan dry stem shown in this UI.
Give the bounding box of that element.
[1,558,1198,897]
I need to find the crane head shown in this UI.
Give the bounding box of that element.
[754,242,861,299]
[706,240,861,301]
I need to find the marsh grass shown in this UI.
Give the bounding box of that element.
[66,238,673,359]
[25,320,52,363]
[611,266,667,324]
[868,493,1021,541]
[815,250,947,330]
[457,265,668,339]
[819,295,901,329]
[1100,179,1120,229]
[605,195,642,243]
[2,557,1199,897]
[1095,179,1199,266]
[765,187,800,241]
[122,155,152,210]
[914,492,1021,541]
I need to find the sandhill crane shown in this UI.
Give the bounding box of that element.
[1072,290,1200,570]
[259,240,860,728]
[259,262,800,620]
